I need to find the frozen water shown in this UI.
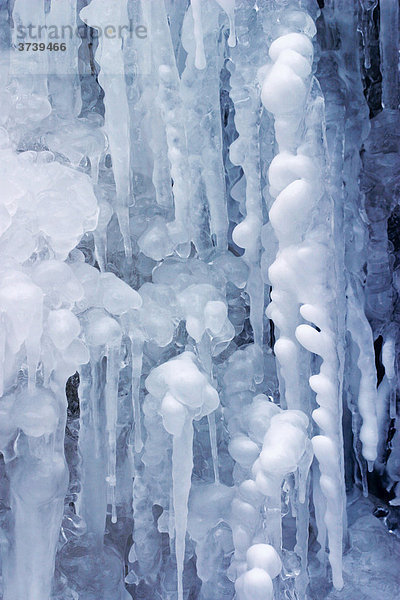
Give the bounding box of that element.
[0,1,399,600]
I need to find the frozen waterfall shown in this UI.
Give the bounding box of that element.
[0,1,399,599]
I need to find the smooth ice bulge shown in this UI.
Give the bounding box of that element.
[0,1,399,600]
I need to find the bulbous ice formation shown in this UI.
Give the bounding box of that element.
[260,19,355,591]
[235,543,282,600]
[1,1,398,599]
[146,351,219,600]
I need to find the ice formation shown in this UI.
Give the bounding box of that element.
[0,1,399,599]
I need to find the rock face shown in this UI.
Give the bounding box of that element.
[0,1,399,600]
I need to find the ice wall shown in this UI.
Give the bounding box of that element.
[0,1,399,600]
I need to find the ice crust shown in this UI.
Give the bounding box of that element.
[0,1,399,600]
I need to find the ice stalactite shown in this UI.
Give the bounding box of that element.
[180,5,229,253]
[357,0,399,505]
[3,366,69,600]
[10,0,49,103]
[190,0,207,71]
[155,62,191,254]
[313,0,378,498]
[142,2,174,214]
[347,289,379,464]
[229,1,266,351]
[379,0,399,111]
[136,0,191,259]
[80,0,132,258]
[0,117,98,598]
[129,332,144,453]
[215,0,236,48]
[177,281,233,482]
[145,352,219,600]
[47,0,81,120]
[78,270,142,530]
[382,336,397,419]
[261,11,349,590]
[77,352,108,541]
[376,0,400,507]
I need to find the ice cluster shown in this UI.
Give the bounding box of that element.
[0,1,399,599]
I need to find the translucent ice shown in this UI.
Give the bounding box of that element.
[0,1,399,600]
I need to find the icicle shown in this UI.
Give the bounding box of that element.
[157,63,191,247]
[382,337,397,419]
[25,323,40,392]
[166,483,174,550]
[389,385,397,420]
[208,412,219,483]
[93,201,113,272]
[294,446,312,597]
[297,444,313,505]
[197,334,219,482]
[298,319,346,589]
[376,376,390,464]
[312,436,343,590]
[229,5,265,350]
[294,487,310,598]
[150,109,174,209]
[265,488,283,551]
[130,334,144,453]
[47,0,81,118]
[105,343,121,524]
[82,309,122,532]
[215,0,237,47]
[180,4,229,250]
[90,357,101,458]
[80,0,133,258]
[246,266,264,349]
[172,417,194,600]
[347,288,379,462]
[145,352,219,600]
[18,278,43,394]
[143,0,176,212]
[379,0,399,110]
[76,355,107,541]
[312,464,327,565]
[347,378,369,497]
[191,0,206,70]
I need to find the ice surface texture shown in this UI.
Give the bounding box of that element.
[0,1,399,599]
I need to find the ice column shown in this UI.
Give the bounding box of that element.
[80,0,133,257]
[262,25,347,589]
[0,113,98,598]
[229,1,266,349]
[182,0,232,251]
